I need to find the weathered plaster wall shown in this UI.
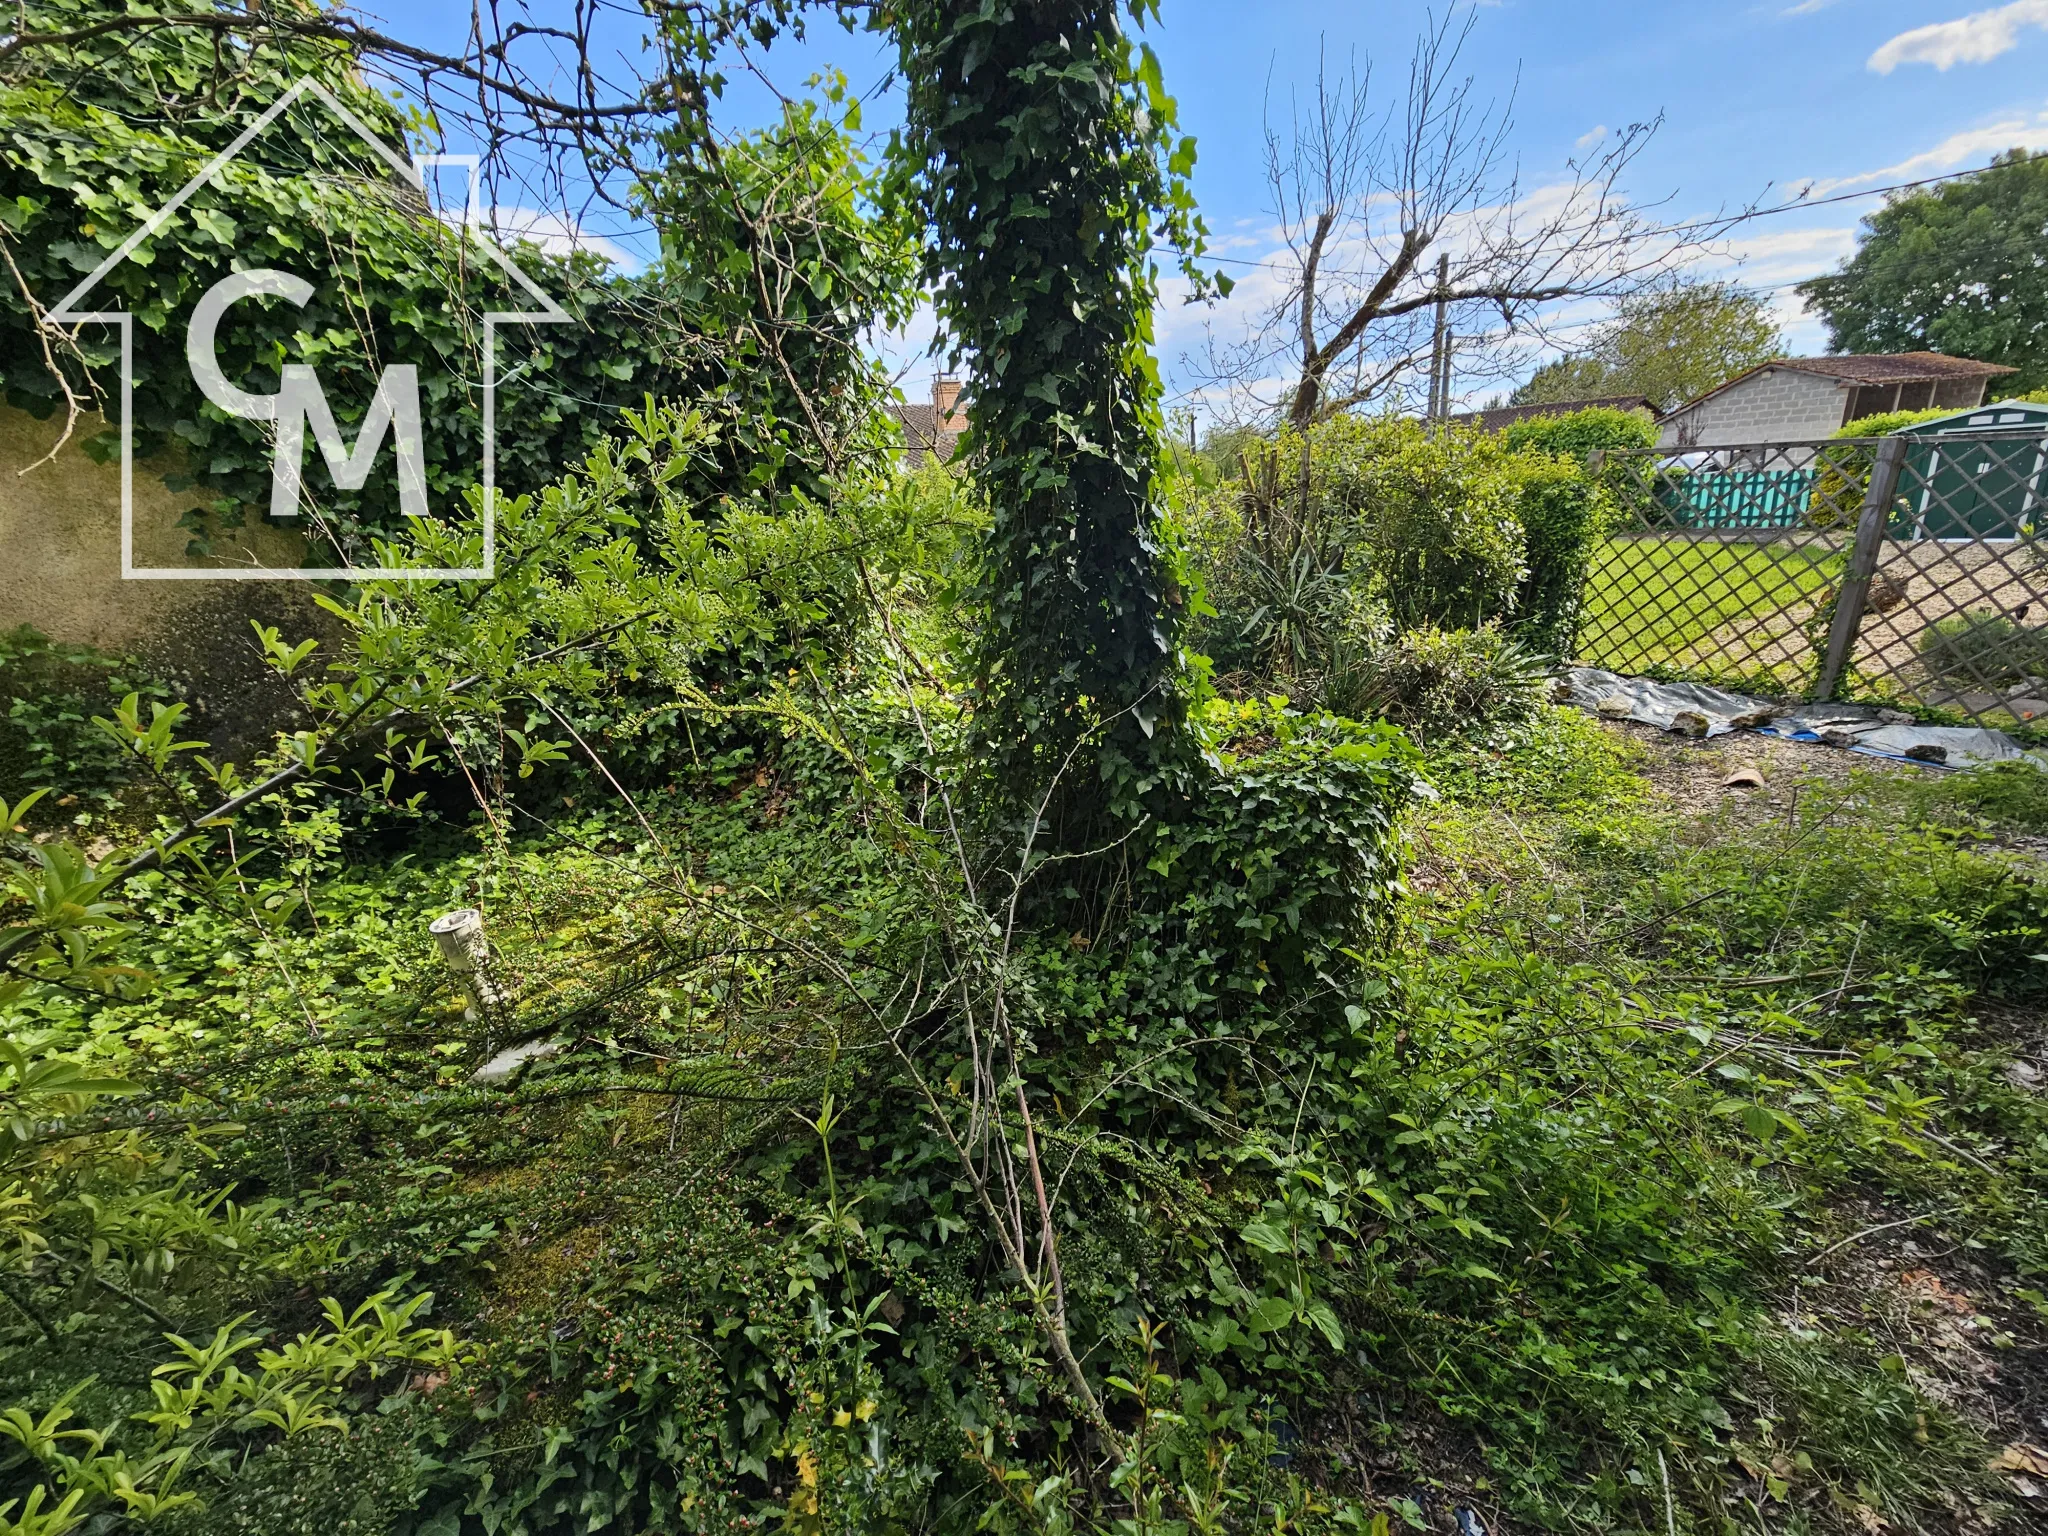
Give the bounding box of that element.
[0,403,335,756]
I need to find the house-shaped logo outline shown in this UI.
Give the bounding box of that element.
[45,75,572,581]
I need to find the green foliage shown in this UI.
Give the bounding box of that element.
[1829,406,1957,439]
[0,629,168,817]
[1,0,907,558]
[888,0,1220,816]
[5,11,2045,1535]
[1376,731,2048,1526]
[1331,622,1547,743]
[1497,403,1659,460]
[1799,148,2048,394]
[1798,410,1954,527]
[1913,758,2048,830]
[1498,411,1654,647]
[1188,417,1612,706]
[1512,276,1785,412]
[0,1293,461,1532]
[1321,418,1529,632]
[1919,608,2048,684]
[1131,699,1418,1003]
[1501,452,1607,654]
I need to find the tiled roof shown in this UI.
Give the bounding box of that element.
[1448,396,1659,433]
[1772,351,2016,385]
[892,403,961,464]
[1666,352,2018,419]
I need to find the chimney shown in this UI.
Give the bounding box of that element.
[932,374,964,429]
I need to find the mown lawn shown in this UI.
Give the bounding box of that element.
[1576,534,1839,691]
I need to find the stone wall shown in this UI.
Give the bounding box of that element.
[1657,368,1849,449]
[0,403,336,758]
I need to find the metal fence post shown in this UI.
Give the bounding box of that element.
[1812,435,1906,702]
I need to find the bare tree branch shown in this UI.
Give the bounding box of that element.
[1190,8,1746,429]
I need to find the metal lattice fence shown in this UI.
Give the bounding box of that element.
[1576,429,2048,733]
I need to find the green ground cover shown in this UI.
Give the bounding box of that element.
[9,672,2048,1533]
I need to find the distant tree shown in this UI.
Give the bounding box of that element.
[1797,150,2048,393]
[1511,356,1611,407]
[1511,276,1783,410]
[1185,10,1733,431]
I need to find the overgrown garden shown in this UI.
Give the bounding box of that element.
[2,3,2046,1534]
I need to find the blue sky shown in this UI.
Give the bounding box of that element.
[375,0,2048,415]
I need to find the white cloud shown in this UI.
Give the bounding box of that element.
[1795,106,2048,195]
[868,299,944,395]
[1710,226,1859,285]
[1574,124,1608,153]
[1868,0,2048,73]
[466,207,639,270]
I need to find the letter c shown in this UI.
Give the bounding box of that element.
[185,269,315,421]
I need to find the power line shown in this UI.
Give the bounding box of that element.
[1166,157,2024,277]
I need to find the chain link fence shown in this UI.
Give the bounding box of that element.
[1574,428,2048,735]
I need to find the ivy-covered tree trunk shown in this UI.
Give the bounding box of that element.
[890,0,1192,832]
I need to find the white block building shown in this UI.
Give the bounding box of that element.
[1656,353,2014,449]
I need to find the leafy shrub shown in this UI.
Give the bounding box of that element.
[1498,405,1649,570]
[1812,397,2048,527]
[1326,419,1529,631]
[0,625,169,815]
[156,1413,424,1536]
[3,15,907,559]
[1186,418,1615,689]
[1497,404,1658,460]
[1832,406,1958,440]
[1917,758,2048,829]
[1918,608,2048,683]
[1799,410,1948,527]
[1502,454,1607,654]
[1229,545,1353,681]
[1334,622,1549,743]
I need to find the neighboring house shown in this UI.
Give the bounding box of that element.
[1448,395,1659,433]
[893,374,966,464]
[1656,353,2015,449]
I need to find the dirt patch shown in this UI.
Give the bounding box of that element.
[1602,717,1921,819]
[1799,1201,2048,1528]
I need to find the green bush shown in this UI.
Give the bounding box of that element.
[1502,454,1607,654]
[1132,699,1418,1003]
[1831,407,1957,440]
[1916,758,2048,829]
[1185,416,1614,684]
[1918,608,2048,683]
[1334,622,1549,743]
[1813,399,2048,526]
[1501,406,1659,541]
[1497,404,1658,460]
[0,625,169,815]
[1330,419,1529,631]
